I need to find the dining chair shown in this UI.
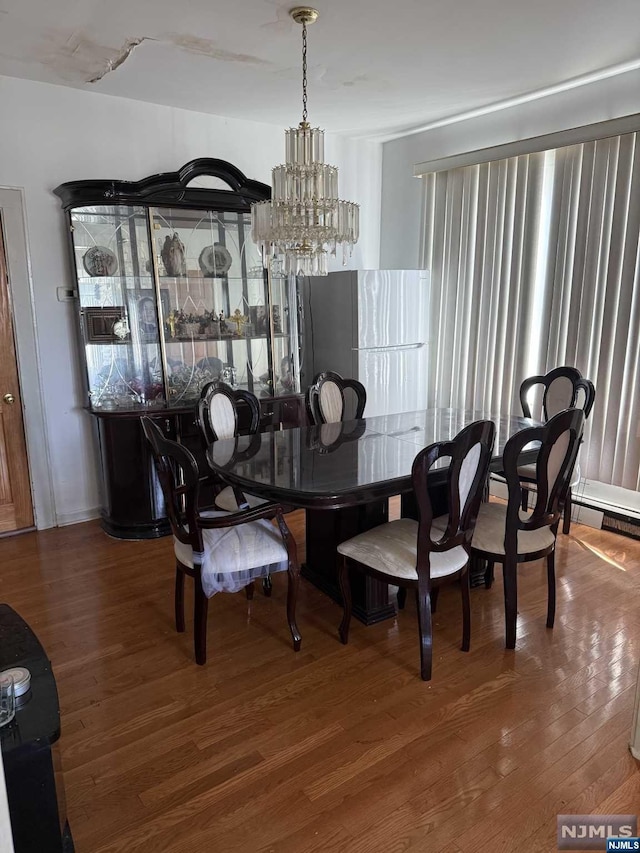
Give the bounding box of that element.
[516,366,595,533]
[337,419,496,681]
[471,407,585,650]
[196,381,268,513]
[141,417,301,665]
[305,371,367,425]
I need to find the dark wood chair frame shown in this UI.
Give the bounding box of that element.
[196,380,261,445]
[305,371,367,425]
[518,367,595,534]
[195,380,276,595]
[473,407,585,650]
[141,416,301,665]
[338,419,496,681]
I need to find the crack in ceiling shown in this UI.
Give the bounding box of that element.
[88,37,152,83]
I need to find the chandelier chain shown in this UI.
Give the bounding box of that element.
[301,21,308,123]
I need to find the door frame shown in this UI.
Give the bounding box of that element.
[0,188,55,530]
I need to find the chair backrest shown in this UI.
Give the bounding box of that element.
[141,417,203,553]
[412,420,496,568]
[305,371,367,425]
[520,366,595,422]
[196,381,261,445]
[502,408,585,539]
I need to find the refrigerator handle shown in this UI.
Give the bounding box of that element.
[352,342,427,352]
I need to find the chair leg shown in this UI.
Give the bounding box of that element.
[546,550,556,629]
[502,558,518,650]
[338,556,353,644]
[416,577,433,681]
[430,586,440,614]
[175,565,185,633]
[286,560,302,652]
[262,574,272,597]
[563,487,572,535]
[245,581,255,601]
[484,560,495,589]
[396,587,407,610]
[521,487,529,512]
[194,573,209,666]
[460,571,471,652]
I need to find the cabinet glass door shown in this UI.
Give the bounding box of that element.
[150,206,275,406]
[70,205,164,410]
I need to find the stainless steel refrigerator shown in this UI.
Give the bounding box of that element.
[301,269,430,417]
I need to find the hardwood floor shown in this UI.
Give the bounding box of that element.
[1,505,639,852]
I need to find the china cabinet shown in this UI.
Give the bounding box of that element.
[54,159,304,539]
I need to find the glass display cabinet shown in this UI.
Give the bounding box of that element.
[54,159,304,539]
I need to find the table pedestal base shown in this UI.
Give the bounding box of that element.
[303,500,397,625]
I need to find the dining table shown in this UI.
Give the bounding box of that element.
[206,408,537,625]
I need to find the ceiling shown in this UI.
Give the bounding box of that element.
[1,0,639,138]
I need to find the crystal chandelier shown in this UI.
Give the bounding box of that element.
[251,7,359,276]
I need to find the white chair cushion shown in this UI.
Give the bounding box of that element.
[518,461,581,489]
[517,462,536,479]
[214,485,268,512]
[470,502,556,557]
[173,510,287,596]
[337,518,468,581]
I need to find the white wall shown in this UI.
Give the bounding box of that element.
[0,74,381,526]
[380,66,640,269]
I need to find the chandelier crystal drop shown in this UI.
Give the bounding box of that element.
[251,7,359,277]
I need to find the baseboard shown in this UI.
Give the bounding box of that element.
[55,507,102,527]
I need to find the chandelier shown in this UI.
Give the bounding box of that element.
[251,7,359,276]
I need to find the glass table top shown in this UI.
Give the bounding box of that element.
[206,408,537,510]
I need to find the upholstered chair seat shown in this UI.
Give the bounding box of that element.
[172,510,288,596]
[469,502,556,556]
[338,519,468,581]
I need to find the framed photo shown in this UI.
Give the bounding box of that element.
[82,306,126,343]
[249,305,282,336]
[127,290,170,341]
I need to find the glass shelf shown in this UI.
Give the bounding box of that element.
[69,202,300,410]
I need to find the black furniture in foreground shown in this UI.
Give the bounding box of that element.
[0,604,73,852]
[207,408,537,624]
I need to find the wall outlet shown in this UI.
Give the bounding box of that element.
[56,287,77,302]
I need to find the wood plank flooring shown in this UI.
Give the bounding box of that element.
[1,504,639,852]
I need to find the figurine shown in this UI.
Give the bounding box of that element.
[166,310,177,338]
[231,308,248,336]
[160,233,186,277]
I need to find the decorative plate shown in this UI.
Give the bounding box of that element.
[198,243,232,277]
[83,245,118,277]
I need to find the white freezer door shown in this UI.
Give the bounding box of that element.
[357,269,429,349]
[358,345,429,417]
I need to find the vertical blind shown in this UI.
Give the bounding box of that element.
[421,131,640,489]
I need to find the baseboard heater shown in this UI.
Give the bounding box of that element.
[490,476,640,540]
[600,511,640,540]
